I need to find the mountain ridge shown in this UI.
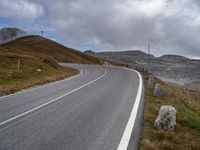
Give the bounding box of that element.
[2,35,103,64]
[85,50,200,85]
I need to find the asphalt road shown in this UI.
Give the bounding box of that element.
[0,64,144,150]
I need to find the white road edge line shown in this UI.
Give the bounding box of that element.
[0,70,84,100]
[0,70,107,126]
[117,68,143,150]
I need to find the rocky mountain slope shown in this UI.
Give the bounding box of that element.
[85,51,200,85]
[0,27,28,44]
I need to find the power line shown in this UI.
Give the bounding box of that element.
[147,43,150,72]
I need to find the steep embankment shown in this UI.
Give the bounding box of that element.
[0,36,103,95]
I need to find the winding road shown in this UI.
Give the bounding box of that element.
[0,64,144,150]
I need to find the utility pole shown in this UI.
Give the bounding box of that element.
[147,43,150,72]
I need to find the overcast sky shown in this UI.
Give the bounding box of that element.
[0,0,200,58]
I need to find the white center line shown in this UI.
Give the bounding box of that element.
[0,70,107,126]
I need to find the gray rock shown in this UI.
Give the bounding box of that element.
[153,84,165,97]
[155,105,177,131]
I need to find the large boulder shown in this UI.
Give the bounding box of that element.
[155,105,177,131]
[153,84,165,97]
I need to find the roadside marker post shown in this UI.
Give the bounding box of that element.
[17,59,21,70]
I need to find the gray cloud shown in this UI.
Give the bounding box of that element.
[0,0,44,21]
[1,0,200,58]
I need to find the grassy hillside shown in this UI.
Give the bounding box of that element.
[1,35,103,64]
[0,35,103,95]
[0,46,79,95]
[139,70,200,150]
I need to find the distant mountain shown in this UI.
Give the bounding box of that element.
[85,50,155,67]
[158,55,189,62]
[0,27,28,44]
[86,50,200,85]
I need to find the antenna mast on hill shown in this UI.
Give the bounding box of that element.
[41,30,44,36]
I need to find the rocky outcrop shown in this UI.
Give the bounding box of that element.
[153,84,165,97]
[155,105,177,131]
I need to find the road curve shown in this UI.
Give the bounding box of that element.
[0,64,144,150]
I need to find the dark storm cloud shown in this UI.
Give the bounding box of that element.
[1,0,200,58]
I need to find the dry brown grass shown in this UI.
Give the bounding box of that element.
[139,70,200,150]
[141,139,158,150]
